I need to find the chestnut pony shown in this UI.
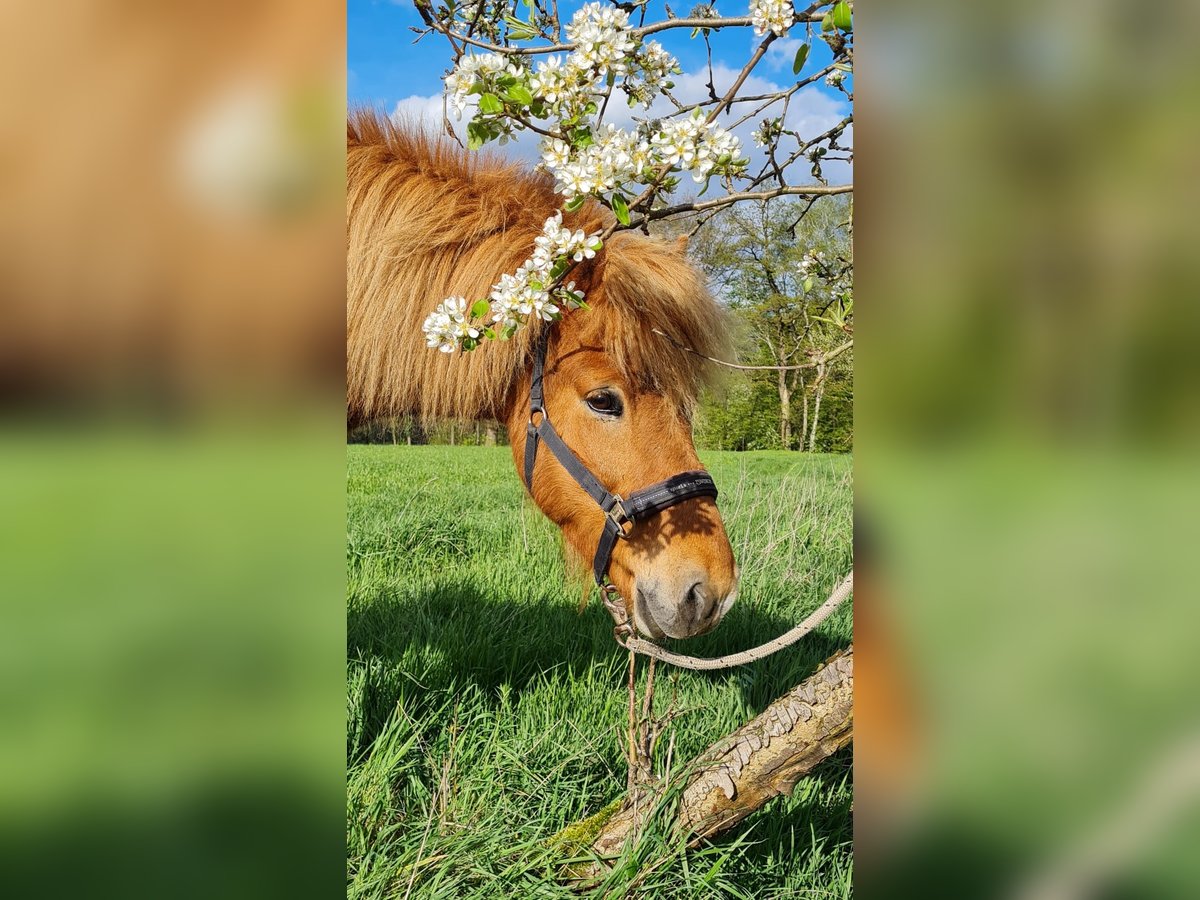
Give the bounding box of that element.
[347,111,738,639]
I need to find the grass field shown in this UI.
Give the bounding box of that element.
[347,445,853,898]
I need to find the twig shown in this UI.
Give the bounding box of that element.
[653,329,853,371]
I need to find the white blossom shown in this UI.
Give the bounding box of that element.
[749,0,795,37]
[624,40,679,107]
[566,3,638,78]
[826,69,846,88]
[444,53,523,120]
[425,214,604,349]
[422,296,479,353]
[529,55,578,109]
[541,125,654,200]
[650,112,742,183]
[751,117,782,149]
[540,137,572,170]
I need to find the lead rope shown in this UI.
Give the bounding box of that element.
[601,572,853,671]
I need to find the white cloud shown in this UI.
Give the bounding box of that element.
[390,94,543,163]
[764,37,805,72]
[391,94,458,136]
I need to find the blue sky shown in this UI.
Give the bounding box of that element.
[348,0,851,179]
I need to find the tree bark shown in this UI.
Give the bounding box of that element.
[807,362,827,452]
[585,647,853,863]
[799,375,809,447]
[778,366,792,449]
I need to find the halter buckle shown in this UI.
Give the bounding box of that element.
[606,495,633,537]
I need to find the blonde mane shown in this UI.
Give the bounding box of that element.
[347,110,729,423]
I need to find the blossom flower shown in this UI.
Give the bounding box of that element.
[651,112,742,183]
[540,137,572,171]
[529,55,575,107]
[826,69,846,88]
[751,117,783,148]
[624,40,679,107]
[425,213,604,349]
[422,296,479,353]
[749,0,795,37]
[566,3,638,78]
[444,53,523,120]
[542,125,654,200]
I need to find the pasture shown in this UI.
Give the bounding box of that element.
[347,445,853,898]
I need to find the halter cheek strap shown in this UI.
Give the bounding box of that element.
[523,330,719,585]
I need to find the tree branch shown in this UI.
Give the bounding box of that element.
[414,6,827,56]
[640,184,853,222]
[653,329,852,371]
[578,647,853,872]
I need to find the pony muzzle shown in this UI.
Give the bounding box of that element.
[631,565,739,640]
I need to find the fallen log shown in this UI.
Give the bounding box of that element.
[586,646,853,865]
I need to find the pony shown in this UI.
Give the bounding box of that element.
[346,110,738,639]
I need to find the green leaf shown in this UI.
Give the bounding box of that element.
[792,42,810,74]
[505,84,534,106]
[470,299,490,319]
[461,337,478,351]
[611,193,630,226]
[832,1,852,31]
[502,16,535,40]
[483,326,497,340]
[502,324,518,340]
[570,127,593,149]
[477,93,503,115]
[821,11,834,31]
[563,195,587,212]
[466,121,488,150]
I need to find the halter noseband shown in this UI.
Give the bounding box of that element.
[523,329,719,585]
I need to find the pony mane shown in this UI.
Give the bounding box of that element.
[347,109,730,423]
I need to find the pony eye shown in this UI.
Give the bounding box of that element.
[585,390,623,417]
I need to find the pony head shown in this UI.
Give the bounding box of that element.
[506,234,739,639]
[346,114,738,638]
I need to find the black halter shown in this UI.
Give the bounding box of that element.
[523,329,719,585]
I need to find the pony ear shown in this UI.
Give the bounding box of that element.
[673,235,689,255]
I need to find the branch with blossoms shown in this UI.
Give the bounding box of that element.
[415,0,854,353]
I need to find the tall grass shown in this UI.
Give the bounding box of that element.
[347,446,852,898]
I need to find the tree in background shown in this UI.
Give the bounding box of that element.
[690,196,852,450]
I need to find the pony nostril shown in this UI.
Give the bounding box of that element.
[686,581,715,622]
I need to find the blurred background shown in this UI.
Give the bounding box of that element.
[0,2,345,898]
[856,0,1200,897]
[2,0,1198,897]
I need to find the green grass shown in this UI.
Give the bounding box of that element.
[347,446,853,898]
